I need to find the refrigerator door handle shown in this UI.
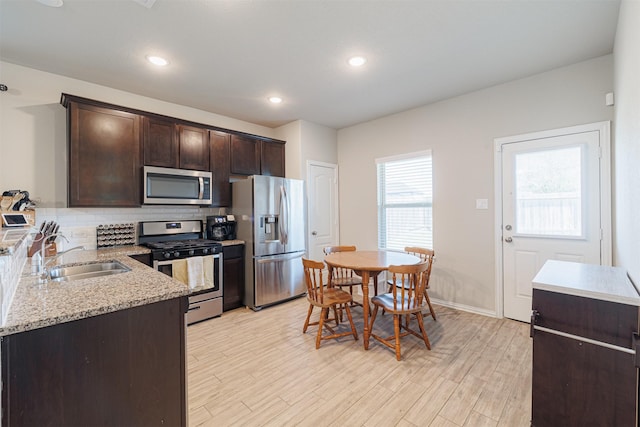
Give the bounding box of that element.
[633,332,640,368]
[279,185,289,245]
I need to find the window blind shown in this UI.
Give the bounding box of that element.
[377,151,432,251]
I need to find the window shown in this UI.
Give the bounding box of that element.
[376,150,433,251]
[514,146,583,237]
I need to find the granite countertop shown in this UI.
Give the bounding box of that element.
[0,246,190,337]
[533,260,640,306]
[220,239,244,246]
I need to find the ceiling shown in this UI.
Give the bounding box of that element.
[0,0,621,130]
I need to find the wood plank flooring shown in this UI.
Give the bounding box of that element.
[187,297,532,426]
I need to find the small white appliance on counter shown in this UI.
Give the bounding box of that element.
[138,220,223,324]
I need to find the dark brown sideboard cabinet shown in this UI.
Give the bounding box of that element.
[531,260,640,427]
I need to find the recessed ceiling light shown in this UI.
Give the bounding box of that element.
[268,96,283,104]
[37,0,63,7]
[348,56,367,67]
[146,55,169,66]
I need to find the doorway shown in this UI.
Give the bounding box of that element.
[494,122,611,322]
[306,161,339,261]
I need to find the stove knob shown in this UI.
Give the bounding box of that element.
[173,251,180,258]
[188,249,195,256]
[202,247,209,254]
[163,252,171,259]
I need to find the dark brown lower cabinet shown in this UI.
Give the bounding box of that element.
[1,297,188,427]
[223,244,245,312]
[532,280,639,426]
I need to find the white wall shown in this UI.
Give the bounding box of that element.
[274,119,338,181]
[613,0,640,285]
[0,61,278,207]
[337,55,614,315]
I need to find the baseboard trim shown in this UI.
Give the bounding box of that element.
[430,298,498,318]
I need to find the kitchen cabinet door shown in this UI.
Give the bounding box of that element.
[1,297,188,427]
[261,140,285,177]
[67,101,142,207]
[210,130,231,207]
[179,125,209,171]
[143,116,179,168]
[532,287,639,426]
[223,244,245,312]
[230,135,261,175]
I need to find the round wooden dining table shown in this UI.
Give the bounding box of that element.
[324,250,422,350]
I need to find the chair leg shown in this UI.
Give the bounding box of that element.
[423,290,437,320]
[332,305,340,326]
[393,314,402,361]
[303,304,314,333]
[415,312,431,350]
[369,305,380,331]
[316,308,327,349]
[343,304,358,341]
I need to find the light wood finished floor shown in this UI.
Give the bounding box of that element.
[187,297,532,427]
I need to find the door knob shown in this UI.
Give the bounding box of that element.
[504,237,513,243]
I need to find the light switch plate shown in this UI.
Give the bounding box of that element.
[476,199,489,210]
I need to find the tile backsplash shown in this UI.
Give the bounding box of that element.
[35,206,224,250]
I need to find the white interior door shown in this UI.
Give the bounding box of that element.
[496,122,611,322]
[307,161,339,261]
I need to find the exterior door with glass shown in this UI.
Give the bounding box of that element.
[498,122,610,322]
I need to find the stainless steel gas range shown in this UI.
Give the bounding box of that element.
[139,220,223,325]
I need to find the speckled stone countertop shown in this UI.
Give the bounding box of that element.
[220,240,244,246]
[0,246,190,337]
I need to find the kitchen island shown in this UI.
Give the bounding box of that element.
[1,246,190,427]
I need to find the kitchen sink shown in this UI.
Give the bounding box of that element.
[49,260,131,282]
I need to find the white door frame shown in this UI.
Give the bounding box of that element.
[306,160,340,260]
[493,121,612,319]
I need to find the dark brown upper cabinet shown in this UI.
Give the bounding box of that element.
[230,135,285,177]
[61,94,285,208]
[210,130,231,207]
[143,116,179,168]
[143,119,209,171]
[261,140,285,177]
[65,99,142,207]
[230,134,261,175]
[178,125,209,171]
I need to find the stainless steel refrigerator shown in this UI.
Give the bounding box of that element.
[232,175,307,310]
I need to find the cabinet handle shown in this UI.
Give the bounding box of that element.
[530,310,539,338]
[533,324,636,355]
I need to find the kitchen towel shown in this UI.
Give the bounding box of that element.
[202,255,214,289]
[171,259,188,285]
[187,256,205,289]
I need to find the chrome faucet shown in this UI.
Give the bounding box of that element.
[32,234,85,282]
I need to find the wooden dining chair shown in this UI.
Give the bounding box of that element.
[371,261,431,360]
[387,247,436,320]
[302,258,358,349]
[323,246,366,307]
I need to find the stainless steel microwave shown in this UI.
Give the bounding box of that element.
[143,166,212,205]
